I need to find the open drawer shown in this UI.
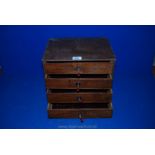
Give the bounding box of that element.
[47,89,112,103]
[48,103,112,118]
[45,74,112,89]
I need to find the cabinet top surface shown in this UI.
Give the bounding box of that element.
[43,38,115,62]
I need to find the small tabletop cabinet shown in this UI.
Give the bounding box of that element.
[42,38,116,119]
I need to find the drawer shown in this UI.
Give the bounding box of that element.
[47,89,112,103]
[44,61,114,74]
[48,103,112,118]
[45,74,112,89]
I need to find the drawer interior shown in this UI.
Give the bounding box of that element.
[45,60,112,63]
[47,88,112,93]
[49,103,111,109]
[46,74,111,78]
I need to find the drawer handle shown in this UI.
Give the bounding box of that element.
[75,66,80,72]
[77,96,82,103]
[75,82,80,88]
[79,113,84,123]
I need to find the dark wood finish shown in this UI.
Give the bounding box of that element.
[43,38,115,62]
[42,38,116,119]
[45,75,112,89]
[44,61,114,74]
[47,90,112,103]
[48,103,112,118]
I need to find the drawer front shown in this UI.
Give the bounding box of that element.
[48,107,112,118]
[47,92,112,103]
[48,109,112,118]
[44,62,113,74]
[45,77,112,89]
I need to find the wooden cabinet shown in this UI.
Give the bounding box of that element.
[42,38,116,119]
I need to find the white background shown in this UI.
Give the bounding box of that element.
[0,0,155,25]
[0,130,155,155]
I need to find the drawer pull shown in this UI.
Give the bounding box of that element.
[75,82,80,88]
[77,96,82,103]
[75,66,80,72]
[79,113,84,123]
